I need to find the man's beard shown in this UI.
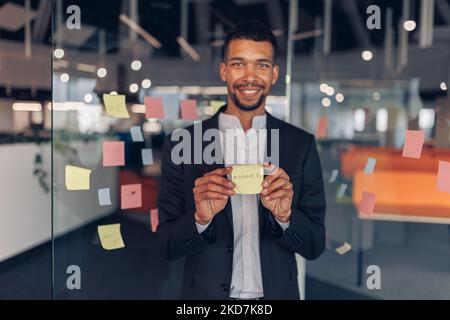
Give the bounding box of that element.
[229,89,268,112]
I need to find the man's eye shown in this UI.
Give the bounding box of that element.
[259,63,270,68]
[232,63,243,67]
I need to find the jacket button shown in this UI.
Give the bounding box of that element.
[226,245,233,253]
[221,284,229,292]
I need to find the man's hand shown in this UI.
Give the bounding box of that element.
[260,163,293,223]
[193,167,235,225]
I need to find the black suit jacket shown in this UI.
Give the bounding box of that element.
[157,106,326,300]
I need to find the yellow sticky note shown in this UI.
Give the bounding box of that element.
[210,100,225,115]
[97,224,125,251]
[231,164,264,194]
[65,165,92,190]
[103,94,130,118]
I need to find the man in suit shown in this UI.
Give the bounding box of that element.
[157,20,326,300]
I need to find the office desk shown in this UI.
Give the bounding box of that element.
[351,170,450,285]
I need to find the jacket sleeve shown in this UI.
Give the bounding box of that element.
[264,135,326,260]
[156,136,217,261]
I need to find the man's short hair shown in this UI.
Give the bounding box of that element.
[222,20,278,61]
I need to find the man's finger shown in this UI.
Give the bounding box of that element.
[262,178,291,195]
[196,175,234,189]
[197,191,229,201]
[263,189,291,200]
[196,183,235,196]
[262,166,287,188]
[204,166,233,177]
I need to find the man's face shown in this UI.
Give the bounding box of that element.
[220,39,279,112]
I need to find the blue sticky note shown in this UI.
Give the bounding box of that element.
[130,126,144,142]
[364,157,376,174]
[141,149,154,165]
[337,183,348,198]
[98,188,112,206]
[329,169,338,183]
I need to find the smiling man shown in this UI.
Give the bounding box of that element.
[157,20,326,300]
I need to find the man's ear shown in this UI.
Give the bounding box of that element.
[219,62,227,82]
[272,64,280,85]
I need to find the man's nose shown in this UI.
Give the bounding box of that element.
[242,64,257,82]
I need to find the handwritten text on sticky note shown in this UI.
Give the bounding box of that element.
[103,94,129,118]
[231,164,264,194]
[121,184,142,210]
[97,224,125,250]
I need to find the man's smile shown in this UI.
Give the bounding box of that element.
[235,85,264,99]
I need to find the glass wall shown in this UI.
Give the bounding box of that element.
[289,1,450,299]
[51,0,289,299]
[0,0,52,299]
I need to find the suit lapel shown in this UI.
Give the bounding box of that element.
[199,106,234,231]
[258,113,284,235]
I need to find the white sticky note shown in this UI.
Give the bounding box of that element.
[337,183,348,198]
[364,157,376,174]
[335,242,352,255]
[141,148,154,165]
[130,126,144,142]
[329,169,338,183]
[98,188,112,206]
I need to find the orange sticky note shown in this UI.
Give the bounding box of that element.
[437,161,450,193]
[180,99,198,120]
[144,96,165,119]
[360,191,376,215]
[121,184,142,210]
[150,209,159,233]
[103,141,125,167]
[316,117,328,139]
[402,130,425,159]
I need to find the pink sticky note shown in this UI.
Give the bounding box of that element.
[437,161,450,193]
[360,191,376,215]
[150,208,159,233]
[121,184,142,210]
[316,117,328,139]
[402,130,425,159]
[180,99,198,120]
[103,141,125,167]
[144,96,165,119]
